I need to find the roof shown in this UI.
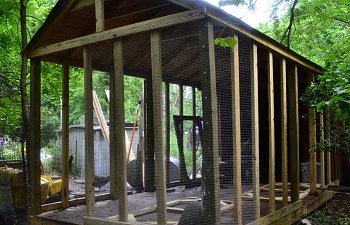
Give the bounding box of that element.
[26,0,322,84]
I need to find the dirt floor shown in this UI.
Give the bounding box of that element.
[302,193,350,225]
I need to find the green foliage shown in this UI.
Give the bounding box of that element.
[214,37,237,49]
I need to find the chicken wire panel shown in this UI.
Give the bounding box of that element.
[0,138,28,224]
[214,22,256,224]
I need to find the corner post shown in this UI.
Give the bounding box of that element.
[62,63,70,209]
[308,72,317,195]
[29,58,41,216]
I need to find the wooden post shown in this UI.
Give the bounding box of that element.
[165,83,171,184]
[231,34,242,225]
[151,31,167,225]
[280,58,288,207]
[144,78,155,192]
[61,63,70,209]
[289,65,299,203]
[178,85,188,183]
[29,58,41,216]
[199,20,221,224]
[252,44,260,219]
[192,87,197,180]
[308,72,317,195]
[113,39,128,221]
[110,68,117,198]
[95,0,104,32]
[326,111,332,184]
[320,112,325,187]
[267,51,276,213]
[83,46,95,216]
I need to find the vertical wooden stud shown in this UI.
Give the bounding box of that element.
[289,65,299,203]
[326,111,332,184]
[178,84,188,183]
[61,63,70,209]
[231,34,242,225]
[199,21,221,224]
[151,31,167,225]
[95,0,104,32]
[280,58,288,206]
[83,46,95,216]
[320,112,325,187]
[192,87,197,180]
[165,83,171,184]
[308,72,317,195]
[144,79,155,192]
[110,68,117,198]
[29,58,41,216]
[267,51,276,213]
[252,44,260,219]
[114,39,128,221]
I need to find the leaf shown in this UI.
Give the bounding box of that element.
[214,37,237,49]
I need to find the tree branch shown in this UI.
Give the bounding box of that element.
[280,0,298,48]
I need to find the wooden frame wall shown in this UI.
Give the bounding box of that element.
[27,4,328,224]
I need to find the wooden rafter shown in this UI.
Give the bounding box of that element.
[27,9,205,58]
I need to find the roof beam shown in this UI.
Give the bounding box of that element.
[28,9,205,58]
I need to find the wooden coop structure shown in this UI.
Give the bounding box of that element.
[25,0,340,224]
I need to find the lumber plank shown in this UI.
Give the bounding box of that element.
[267,51,276,213]
[165,83,171,184]
[199,20,221,224]
[247,200,303,225]
[113,39,128,221]
[28,9,205,58]
[320,112,325,187]
[84,216,147,225]
[84,46,95,216]
[308,72,317,195]
[288,65,300,202]
[251,43,260,219]
[95,0,105,32]
[29,58,42,216]
[280,58,288,207]
[192,86,197,180]
[61,63,70,209]
[326,112,332,184]
[151,31,167,225]
[231,34,242,225]
[109,70,117,198]
[93,90,110,146]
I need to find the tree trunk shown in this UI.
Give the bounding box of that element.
[20,0,29,199]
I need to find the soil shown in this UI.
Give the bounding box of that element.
[302,193,350,225]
